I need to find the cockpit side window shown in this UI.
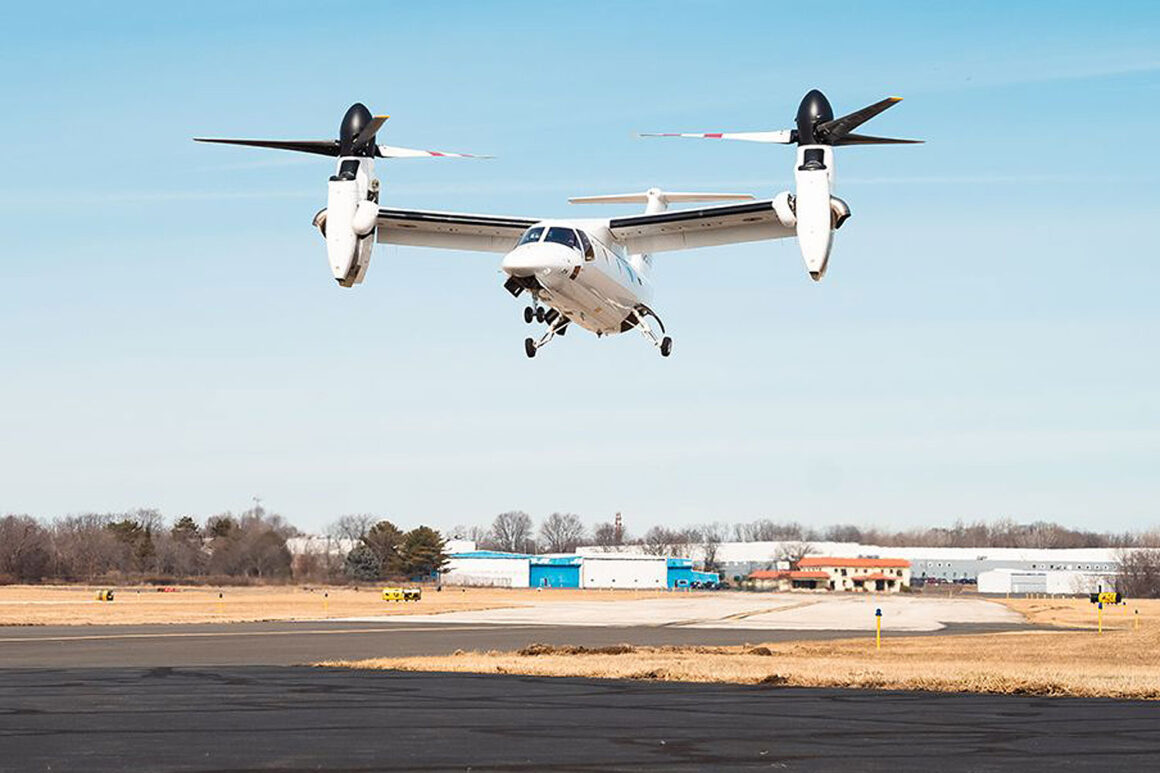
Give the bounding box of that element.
[577,230,595,261]
[517,226,545,246]
[544,227,580,250]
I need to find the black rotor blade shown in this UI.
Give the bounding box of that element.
[816,97,904,142]
[350,115,389,150]
[193,138,341,156]
[832,132,924,146]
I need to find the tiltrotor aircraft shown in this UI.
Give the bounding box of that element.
[196,90,918,358]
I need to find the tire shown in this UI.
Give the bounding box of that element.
[524,338,537,358]
[523,307,534,324]
[535,307,546,323]
[660,336,673,357]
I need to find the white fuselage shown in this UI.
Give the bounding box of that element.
[501,220,652,335]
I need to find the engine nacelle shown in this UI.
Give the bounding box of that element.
[324,157,379,287]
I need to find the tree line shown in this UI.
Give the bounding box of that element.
[0,508,447,585]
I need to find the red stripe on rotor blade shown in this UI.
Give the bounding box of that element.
[705,133,723,138]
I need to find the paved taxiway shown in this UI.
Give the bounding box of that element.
[0,619,1033,668]
[4,667,1158,772]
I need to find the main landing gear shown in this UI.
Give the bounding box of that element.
[633,305,673,358]
[524,312,569,358]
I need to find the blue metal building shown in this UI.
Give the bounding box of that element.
[529,555,582,588]
[666,558,720,588]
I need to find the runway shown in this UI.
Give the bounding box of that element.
[0,619,1031,668]
[3,666,1158,772]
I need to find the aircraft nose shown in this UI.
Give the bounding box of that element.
[501,244,576,277]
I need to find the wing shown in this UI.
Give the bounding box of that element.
[607,199,793,254]
[376,208,539,253]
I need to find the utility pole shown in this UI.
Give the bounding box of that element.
[614,512,623,546]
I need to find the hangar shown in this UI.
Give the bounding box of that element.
[442,550,720,589]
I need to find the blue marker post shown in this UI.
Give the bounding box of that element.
[1098,601,1103,634]
[875,608,882,650]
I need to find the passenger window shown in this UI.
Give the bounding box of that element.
[577,230,595,261]
[517,226,545,246]
[544,227,580,250]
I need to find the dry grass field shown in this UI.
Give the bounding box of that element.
[329,628,1160,699]
[0,585,673,626]
[328,596,1160,699]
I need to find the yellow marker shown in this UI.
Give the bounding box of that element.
[1098,601,1103,634]
[1135,609,1140,631]
[875,608,882,650]
[324,592,330,617]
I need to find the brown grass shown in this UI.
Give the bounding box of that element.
[997,595,1158,629]
[326,620,1160,699]
[0,585,675,626]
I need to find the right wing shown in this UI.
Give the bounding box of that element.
[376,208,539,253]
[607,199,794,254]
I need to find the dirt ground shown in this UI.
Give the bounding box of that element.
[0,585,678,626]
[328,596,1160,699]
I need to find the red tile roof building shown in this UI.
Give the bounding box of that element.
[748,557,911,593]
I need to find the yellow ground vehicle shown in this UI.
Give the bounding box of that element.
[382,587,422,602]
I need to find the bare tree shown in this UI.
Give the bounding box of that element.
[590,522,624,551]
[641,526,698,557]
[777,541,817,569]
[328,514,375,543]
[539,513,587,553]
[0,515,52,582]
[490,511,534,553]
[698,522,730,571]
[1117,549,1160,598]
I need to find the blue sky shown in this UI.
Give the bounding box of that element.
[0,1,1157,534]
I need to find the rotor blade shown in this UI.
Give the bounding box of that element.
[816,97,903,142]
[193,138,340,156]
[638,130,794,144]
[351,115,389,148]
[832,132,924,146]
[376,144,493,159]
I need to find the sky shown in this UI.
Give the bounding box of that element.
[0,1,1157,535]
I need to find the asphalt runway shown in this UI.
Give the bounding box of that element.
[0,620,1030,668]
[3,667,1158,772]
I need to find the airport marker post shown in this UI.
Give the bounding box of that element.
[1098,602,1103,634]
[875,608,882,650]
[1135,609,1140,631]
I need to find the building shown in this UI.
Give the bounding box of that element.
[795,557,911,592]
[747,569,831,591]
[442,551,714,589]
[666,558,721,588]
[580,554,667,589]
[529,556,582,588]
[977,568,1116,596]
[442,551,532,587]
[582,541,1123,586]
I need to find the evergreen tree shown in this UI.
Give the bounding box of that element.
[344,544,382,581]
[399,526,448,578]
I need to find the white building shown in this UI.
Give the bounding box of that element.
[442,551,531,588]
[579,554,666,589]
[977,568,1117,595]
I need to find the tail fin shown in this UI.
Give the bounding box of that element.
[570,188,753,214]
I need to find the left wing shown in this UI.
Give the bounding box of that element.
[607,199,794,254]
[376,208,538,253]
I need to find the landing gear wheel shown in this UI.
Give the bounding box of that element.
[535,307,546,324]
[660,337,673,357]
[523,307,534,324]
[524,338,537,358]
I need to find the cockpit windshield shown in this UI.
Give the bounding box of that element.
[517,226,545,246]
[544,227,580,250]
